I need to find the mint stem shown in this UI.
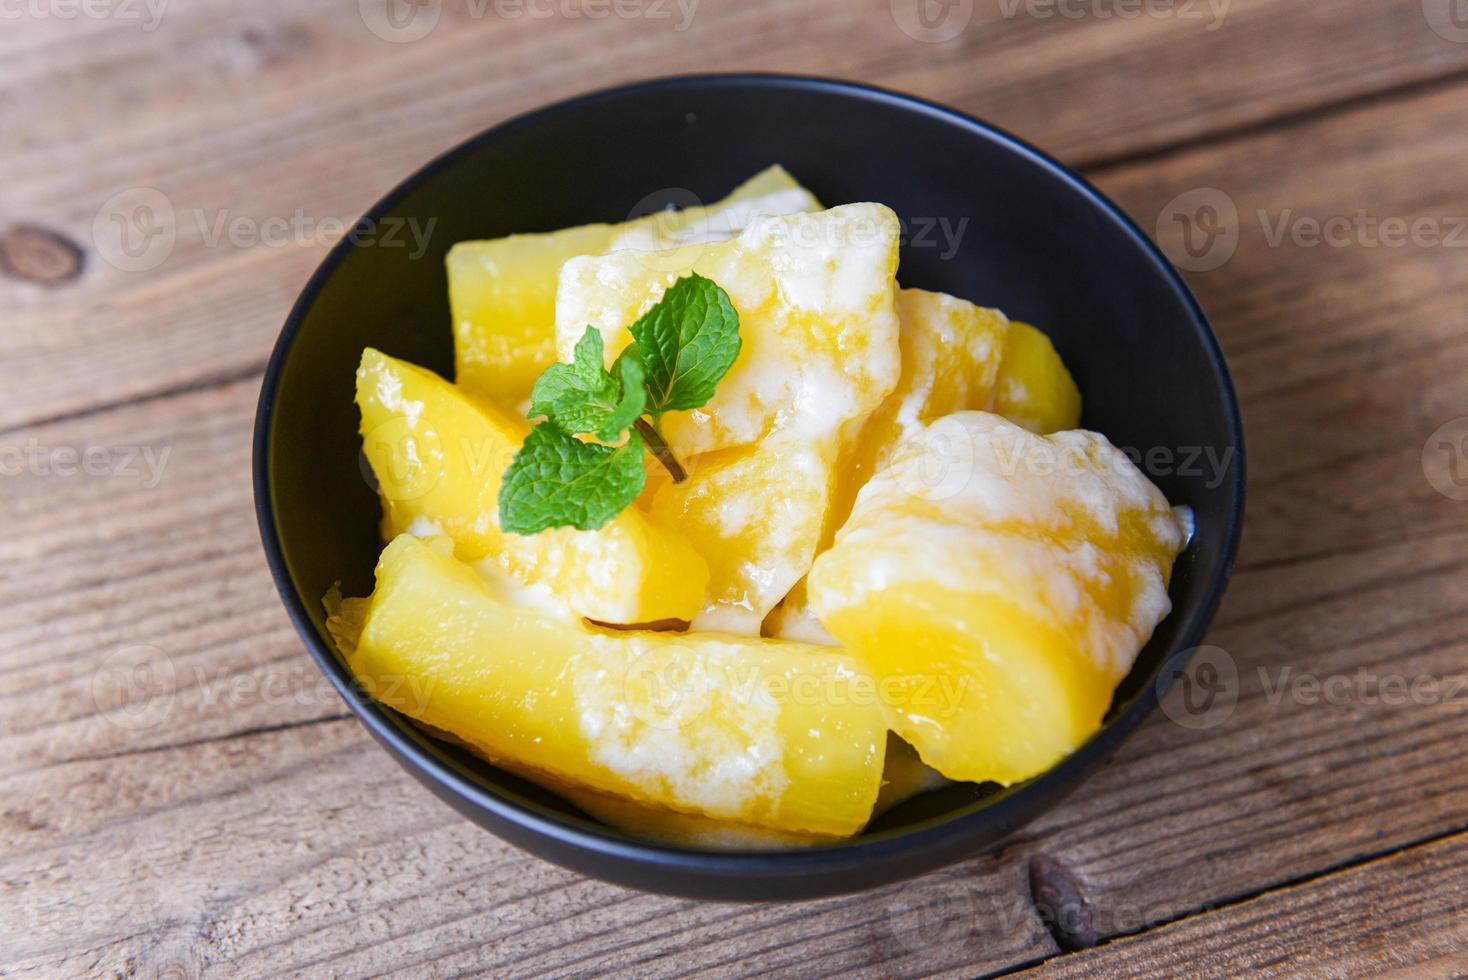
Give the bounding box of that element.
[635,417,687,483]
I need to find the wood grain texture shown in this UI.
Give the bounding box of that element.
[5,0,1468,431]
[1024,831,1468,977]
[5,1,1468,976]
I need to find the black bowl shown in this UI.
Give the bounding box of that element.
[254,74,1244,901]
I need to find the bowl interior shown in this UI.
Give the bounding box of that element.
[261,76,1242,862]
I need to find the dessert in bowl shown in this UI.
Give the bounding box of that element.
[255,75,1243,900]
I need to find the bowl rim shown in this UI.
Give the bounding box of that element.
[253,71,1245,882]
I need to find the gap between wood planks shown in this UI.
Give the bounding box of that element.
[1076,59,1468,174]
[40,711,354,772]
[986,820,1468,977]
[0,360,269,441]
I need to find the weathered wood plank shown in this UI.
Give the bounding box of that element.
[995,73,1468,948]
[5,0,1468,430]
[7,67,1468,970]
[1,721,1054,978]
[6,4,1468,976]
[0,381,1060,978]
[1024,831,1468,977]
[0,378,342,777]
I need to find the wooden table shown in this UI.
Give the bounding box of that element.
[5,1,1468,975]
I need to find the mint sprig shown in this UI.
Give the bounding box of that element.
[499,425,647,534]
[529,327,646,442]
[628,272,741,418]
[499,274,739,534]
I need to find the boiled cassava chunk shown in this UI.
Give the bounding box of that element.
[991,321,1082,435]
[807,411,1186,786]
[356,348,708,624]
[547,733,945,849]
[554,203,903,458]
[554,204,903,630]
[448,165,819,408]
[648,435,836,634]
[332,535,889,837]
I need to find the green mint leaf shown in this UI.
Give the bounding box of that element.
[628,273,740,417]
[499,424,647,534]
[603,348,647,441]
[503,275,740,535]
[528,327,646,442]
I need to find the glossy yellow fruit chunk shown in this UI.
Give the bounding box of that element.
[648,435,836,634]
[556,204,903,633]
[449,165,820,408]
[555,203,904,458]
[830,288,1011,549]
[767,289,1011,645]
[333,535,888,837]
[356,348,708,624]
[992,321,1082,434]
[548,734,946,850]
[808,411,1186,786]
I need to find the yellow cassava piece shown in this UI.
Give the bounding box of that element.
[333,535,889,837]
[355,348,708,625]
[992,321,1082,434]
[808,411,1186,786]
[448,165,819,409]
